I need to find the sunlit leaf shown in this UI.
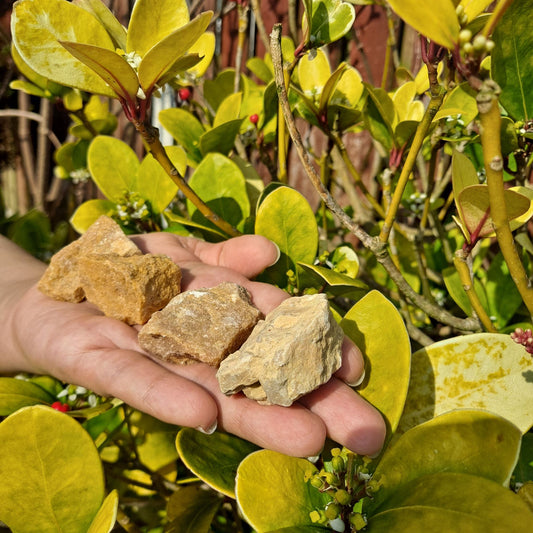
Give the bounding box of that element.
[341,290,411,435]
[298,48,331,100]
[87,490,118,533]
[59,42,139,101]
[213,92,243,127]
[433,82,478,124]
[398,333,533,434]
[303,0,356,47]
[12,0,116,97]
[367,472,533,532]
[385,0,460,49]
[367,410,521,513]
[176,428,258,497]
[0,406,104,532]
[459,0,493,22]
[70,199,116,233]
[126,0,190,57]
[235,450,330,530]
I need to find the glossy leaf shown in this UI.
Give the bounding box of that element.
[298,263,368,299]
[367,410,521,513]
[433,82,478,124]
[457,184,530,239]
[0,377,54,416]
[214,92,242,127]
[74,0,127,50]
[386,0,460,49]
[235,450,330,531]
[398,333,533,434]
[303,0,356,47]
[138,12,212,93]
[87,136,139,201]
[87,490,118,533]
[59,42,139,101]
[442,265,488,316]
[199,119,244,157]
[134,146,184,214]
[187,153,250,231]
[176,428,258,497]
[364,85,396,150]
[12,0,116,97]
[329,64,364,108]
[70,199,116,233]
[0,405,104,532]
[367,472,533,532]
[255,186,319,287]
[492,1,533,122]
[126,0,189,57]
[159,107,205,166]
[166,484,223,533]
[298,48,331,100]
[340,291,411,435]
[182,31,216,79]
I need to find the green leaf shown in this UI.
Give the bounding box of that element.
[70,199,116,233]
[0,377,54,416]
[138,11,212,93]
[87,490,118,533]
[367,472,533,532]
[457,184,530,239]
[246,57,273,83]
[452,149,479,198]
[364,85,396,150]
[303,0,356,47]
[134,146,184,214]
[385,0,460,49]
[255,186,319,287]
[398,333,533,434]
[513,433,533,486]
[166,484,223,533]
[74,0,127,50]
[366,410,521,513]
[12,0,116,97]
[126,0,189,57]
[298,263,368,299]
[0,405,105,532]
[442,265,488,316]
[235,450,330,531]
[176,429,258,497]
[59,42,139,101]
[187,153,250,231]
[87,136,140,201]
[459,0,493,22]
[492,1,533,121]
[159,108,205,166]
[433,82,478,124]
[199,119,244,157]
[298,48,331,100]
[340,290,411,435]
[214,92,243,127]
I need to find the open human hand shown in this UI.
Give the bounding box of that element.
[2,233,385,457]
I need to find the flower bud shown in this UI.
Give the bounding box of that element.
[473,35,487,52]
[325,502,341,520]
[332,455,345,473]
[459,29,472,44]
[335,489,352,506]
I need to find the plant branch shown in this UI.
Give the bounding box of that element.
[477,80,533,317]
[132,120,240,237]
[270,24,480,332]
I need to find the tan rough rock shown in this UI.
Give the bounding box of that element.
[216,294,344,406]
[38,216,141,302]
[138,282,262,366]
[78,253,181,325]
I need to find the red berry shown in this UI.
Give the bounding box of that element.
[178,87,191,101]
[249,114,259,125]
[51,401,69,413]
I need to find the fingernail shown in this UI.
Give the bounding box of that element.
[347,369,366,388]
[268,242,281,266]
[307,454,320,463]
[196,419,217,435]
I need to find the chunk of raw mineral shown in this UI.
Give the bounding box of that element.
[138,282,262,366]
[37,216,141,302]
[216,293,344,406]
[78,253,181,325]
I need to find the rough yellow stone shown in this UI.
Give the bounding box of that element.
[78,254,181,325]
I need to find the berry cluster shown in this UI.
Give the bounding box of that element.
[510,328,533,355]
[306,448,372,532]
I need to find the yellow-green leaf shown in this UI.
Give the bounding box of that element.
[0,377,54,416]
[459,0,493,22]
[70,199,116,233]
[87,490,118,533]
[0,406,105,532]
[298,48,331,100]
[386,0,460,49]
[398,333,533,434]
[214,92,243,128]
[11,0,116,97]
[367,410,521,513]
[126,0,190,57]
[341,290,411,435]
[59,42,139,101]
[138,11,212,93]
[235,450,329,531]
[176,428,258,498]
